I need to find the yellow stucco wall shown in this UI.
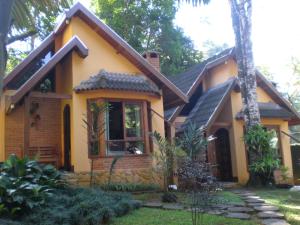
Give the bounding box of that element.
[200,58,294,184]
[55,16,165,172]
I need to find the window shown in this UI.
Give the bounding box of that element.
[265,126,283,162]
[106,101,146,156]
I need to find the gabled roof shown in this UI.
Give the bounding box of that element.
[167,48,235,122]
[236,102,295,120]
[4,2,187,109]
[55,2,187,109]
[167,47,300,125]
[9,36,88,106]
[180,78,237,131]
[168,48,234,95]
[74,70,160,96]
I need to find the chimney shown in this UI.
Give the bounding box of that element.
[142,51,160,71]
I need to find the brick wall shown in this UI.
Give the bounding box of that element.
[93,155,152,170]
[5,103,25,158]
[29,97,61,148]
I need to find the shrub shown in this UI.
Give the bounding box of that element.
[244,125,280,185]
[18,188,139,225]
[100,183,160,192]
[0,155,65,217]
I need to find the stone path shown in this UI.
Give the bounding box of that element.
[142,190,290,225]
[232,190,290,225]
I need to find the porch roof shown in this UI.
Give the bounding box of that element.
[180,78,237,131]
[236,102,295,120]
[74,70,161,96]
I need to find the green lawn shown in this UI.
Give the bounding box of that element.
[133,191,243,206]
[111,208,257,225]
[255,189,300,225]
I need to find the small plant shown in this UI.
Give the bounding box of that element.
[244,125,280,185]
[100,183,160,192]
[83,101,109,187]
[0,155,65,217]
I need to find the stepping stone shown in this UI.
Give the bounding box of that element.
[214,204,229,210]
[239,192,255,196]
[232,202,246,207]
[254,205,279,211]
[226,212,251,220]
[261,219,290,225]
[242,195,261,200]
[257,211,284,219]
[143,202,163,208]
[248,203,268,207]
[228,207,254,213]
[206,209,225,215]
[245,198,265,203]
[162,204,184,210]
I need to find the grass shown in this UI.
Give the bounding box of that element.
[110,208,257,225]
[254,189,300,225]
[133,190,243,205]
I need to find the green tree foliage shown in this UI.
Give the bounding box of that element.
[92,0,203,75]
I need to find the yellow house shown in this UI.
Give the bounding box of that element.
[0,3,187,185]
[165,48,300,184]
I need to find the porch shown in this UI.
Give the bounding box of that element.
[5,91,72,169]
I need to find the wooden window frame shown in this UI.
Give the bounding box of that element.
[87,98,151,158]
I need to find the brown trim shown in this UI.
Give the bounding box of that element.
[29,92,72,99]
[54,2,188,107]
[9,36,88,106]
[168,49,235,122]
[24,97,30,157]
[103,98,148,156]
[4,33,56,88]
[206,79,237,130]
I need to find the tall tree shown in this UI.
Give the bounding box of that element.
[0,0,71,94]
[92,0,203,75]
[185,0,260,129]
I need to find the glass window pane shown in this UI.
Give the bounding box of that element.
[125,104,142,138]
[125,141,144,154]
[107,102,124,140]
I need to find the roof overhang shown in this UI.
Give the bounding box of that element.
[6,36,88,112]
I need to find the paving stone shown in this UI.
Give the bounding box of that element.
[214,204,229,210]
[239,192,255,196]
[257,211,284,219]
[254,205,279,211]
[232,202,246,207]
[162,204,184,210]
[226,212,251,220]
[261,219,290,225]
[228,206,254,213]
[143,202,163,208]
[248,203,268,207]
[206,209,225,215]
[242,195,261,200]
[245,198,265,203]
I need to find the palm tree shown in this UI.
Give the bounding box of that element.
[0,0,71,94]
[184,0,260,129]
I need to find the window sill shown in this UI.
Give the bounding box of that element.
[100,153,151,159]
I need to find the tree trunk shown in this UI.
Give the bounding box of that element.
[0,0,14,95]
[229,0,260,129]
[229,0,261,185]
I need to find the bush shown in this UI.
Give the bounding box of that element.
[0,155,65,217]
[100,183,160,192]
[244,125,280,185]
